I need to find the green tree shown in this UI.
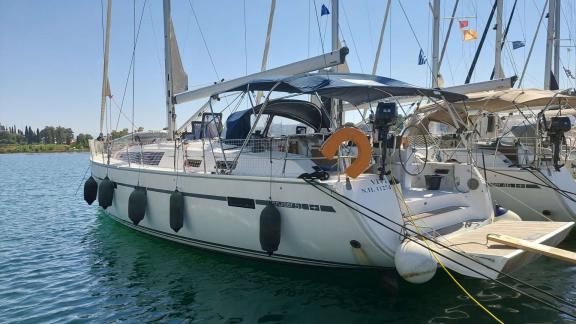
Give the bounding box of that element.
[111,128,129,140]
[75,133,93,148]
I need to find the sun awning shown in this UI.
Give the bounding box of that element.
[419,88,576,113]
[407,88,576,129]
[221,73,467,105]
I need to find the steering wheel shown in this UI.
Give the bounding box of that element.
[399,125,429,176]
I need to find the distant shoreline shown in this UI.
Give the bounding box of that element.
[0,144,89,154]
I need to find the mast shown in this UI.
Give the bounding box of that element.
[494,0,504,79]
[518,0,549,88]
[99,0,112,135]
[545,0,556,89]
[331,0,342,126]
[372,0,392,75]
[331,0,339,56]
[431,0,440,88]
[465,2,497,84]
[163,0,175,140]
[554,0,561,86]
[255,0,277,105]
[439,0,460,70]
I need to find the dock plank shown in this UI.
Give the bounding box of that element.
[487,233,576,264]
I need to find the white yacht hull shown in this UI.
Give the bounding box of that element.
[485,167,576,222]
[438,149,576,222]
[91,161,404,268]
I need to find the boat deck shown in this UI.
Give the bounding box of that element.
[429,221,574,278]
[438,221,573,257]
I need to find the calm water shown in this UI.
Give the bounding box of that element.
[1,153,575,323]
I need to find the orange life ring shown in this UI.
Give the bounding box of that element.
[320,127,372,178]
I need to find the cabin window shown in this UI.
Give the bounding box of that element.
[267,116,310,137]
[201,113,223,139]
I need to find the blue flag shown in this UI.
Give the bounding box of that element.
[512,41,525,50]
[418,49,427,65]
[321,4,330,16]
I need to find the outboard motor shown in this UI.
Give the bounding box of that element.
[372,102,398,179]
[548,116,571,171]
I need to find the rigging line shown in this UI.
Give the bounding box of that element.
[147,3,165,74]
[307,0,311,57]
[340,2,364,73]
[302,178,576,319]
[311,0,330,77]
[560,58,576,89]
[74,164,91,196]
[113,0,148,132]
[132,0,136,138]
[490,0,519,80]
[396,0,437,87]
[465,1,497,84]
[389,9,392,77]
[518,0,547,88]
[475,163,576,198]
[243,0,248,76]
[560,2,576,51]
[504,43,520,77]
[111,98,137,128]
[100,0,105,55]
[312,0,327,56]
[187,0,220,80]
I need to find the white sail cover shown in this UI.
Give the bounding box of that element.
[170,19,188,94]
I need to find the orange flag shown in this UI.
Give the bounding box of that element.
[462,29,478,41]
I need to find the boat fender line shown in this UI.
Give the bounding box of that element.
[84,176,98,205]
[494,205,522,222]
[128,187,147,225]
[260,203,281,256]
[98,176,114,209]
[394,239,437,284]
[170,190,185,232]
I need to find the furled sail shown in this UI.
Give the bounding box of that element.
[170,19,188,94]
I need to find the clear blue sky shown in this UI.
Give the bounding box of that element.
[1,0,575,136]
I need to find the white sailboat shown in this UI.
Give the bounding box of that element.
[406,88,576,222]
[400,0,576,223]
[83,0,574,284]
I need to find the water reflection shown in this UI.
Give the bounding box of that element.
[1,153,575,323]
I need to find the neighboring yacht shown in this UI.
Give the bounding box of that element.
[406,88,576,222]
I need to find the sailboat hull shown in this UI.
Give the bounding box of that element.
[91,161,403,268]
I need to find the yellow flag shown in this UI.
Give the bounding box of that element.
[463,29,478,41]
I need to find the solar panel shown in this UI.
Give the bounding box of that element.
[117,152,165,166]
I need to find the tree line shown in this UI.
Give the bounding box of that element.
[0,124,93,148]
